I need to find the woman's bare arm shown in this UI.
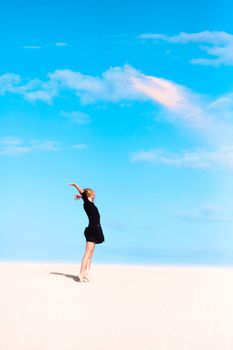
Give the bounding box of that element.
[68,183,84,194]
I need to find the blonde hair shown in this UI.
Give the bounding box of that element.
[84,188,95,197]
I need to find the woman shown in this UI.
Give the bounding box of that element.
[69,183,105,282]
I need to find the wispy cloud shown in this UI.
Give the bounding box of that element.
[22,45,42,49]
[0,73,21,95]
[130,146,233,171]
[55,42,68,47]
[30,140,60,152]
[130,71,233,146]
[1,66,233,140]
[175,204,233,222]
[22,42,68,50]
[1,65,233,143]
[71,144,88,150]
[0,66,145,103]
[0,137,87,156]
[23,89,56,103]
[138,31,233,66]
[1,65,233,170]
[47,66,145,104]
[0,137,31,156]
[61,110,91,124]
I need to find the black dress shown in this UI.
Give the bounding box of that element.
[81,191,105,244]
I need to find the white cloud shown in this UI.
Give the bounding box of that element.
[55,42,68,47]
[0,136,22,145]
[22,45,42,49]
[0,146,31,156]
[138,31,233,44]
[0,137,87,156]
[22,43,69,50]
[138,31,233,66]
[175,205,233,222]
[0,65,208,114]
[0,66,145,104]
[47,66,145,104]
[24,89,57,103]
[30,140,60,152]
[130,72,233,146]
[131,146,233,171]
[49,66,227,142]
[0,137,31,156]
[0,73,21,95]
[61,111,91,124]
[71,144,88,150]
[0,65,210,131]
[2,65,233,166]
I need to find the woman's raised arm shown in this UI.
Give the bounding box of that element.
[68,183,84,194]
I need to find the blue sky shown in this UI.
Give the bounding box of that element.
[1,0,233,265]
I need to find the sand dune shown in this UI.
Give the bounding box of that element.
[1,262,233,350]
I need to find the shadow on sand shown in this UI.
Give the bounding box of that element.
[50,272,81,283]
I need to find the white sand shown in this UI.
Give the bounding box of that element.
[1,262,233,350]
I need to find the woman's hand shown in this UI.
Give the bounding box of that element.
[74,194,82,200]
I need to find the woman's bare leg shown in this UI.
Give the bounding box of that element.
[79,242,95,281]
[83,243,95,281]
[85,255,93,280]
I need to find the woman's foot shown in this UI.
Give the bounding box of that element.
[83,275,89,282]
[78,274,84,282]
[78,273,90,282]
